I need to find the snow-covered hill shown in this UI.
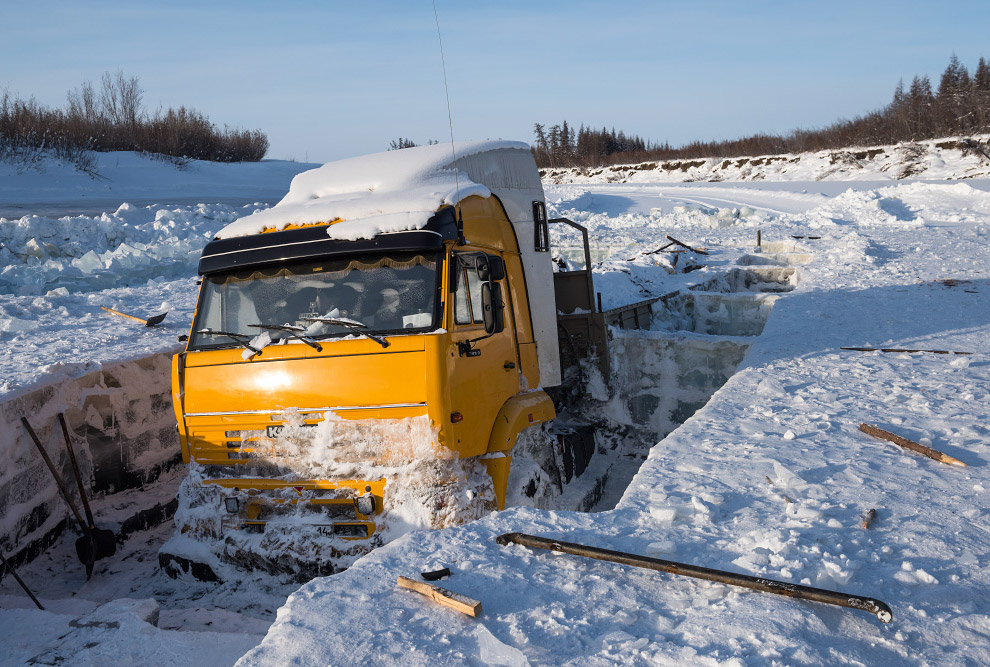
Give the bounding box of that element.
[0,151,316,217]
[542,136,990,184]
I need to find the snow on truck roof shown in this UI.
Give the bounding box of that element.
[215,140,542,242]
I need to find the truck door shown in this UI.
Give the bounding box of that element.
[446,250,520,456]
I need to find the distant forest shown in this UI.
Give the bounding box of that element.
[0,71,269,172]
[532,55,990,168]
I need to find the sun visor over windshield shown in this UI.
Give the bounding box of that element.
[198,207,458,275]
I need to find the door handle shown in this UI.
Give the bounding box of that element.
[504,361,516,370]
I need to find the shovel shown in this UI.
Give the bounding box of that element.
[21,417,115,579]
[58,414,117,571]
[100,306,168,327]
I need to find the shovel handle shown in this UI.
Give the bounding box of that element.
[100,306,147,324]
[0,550,44,610]
[21,418,90,535]
[58,413,96,530]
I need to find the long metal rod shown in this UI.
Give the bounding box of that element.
[21,417,90,534]
[0,550,44,610]
[496,532,892,623]
[58,413,97,529]
[0,550,45,610]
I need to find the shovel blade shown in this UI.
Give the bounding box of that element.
[95,529,117,558]
[75,536,97,578]
[144,312,168,327]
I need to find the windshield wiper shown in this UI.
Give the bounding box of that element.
[249,323,323,352]
[302,317,390,348]
[195,329,266,356]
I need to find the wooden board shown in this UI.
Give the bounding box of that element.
[396,576,482,618]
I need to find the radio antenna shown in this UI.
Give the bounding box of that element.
[432,0,465,243]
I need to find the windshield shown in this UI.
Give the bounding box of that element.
[189,251,439,351]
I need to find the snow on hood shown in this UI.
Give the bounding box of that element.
[215,140,532,241]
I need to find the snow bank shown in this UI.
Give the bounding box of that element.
[216,141,535,240]
[0,151,314,209]
[543,136,990,185]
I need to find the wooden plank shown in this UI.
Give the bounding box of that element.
[859,423,967,467]
[665,234,709,255]
[396,576,482,617]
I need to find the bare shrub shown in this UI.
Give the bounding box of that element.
[0,72,269,171]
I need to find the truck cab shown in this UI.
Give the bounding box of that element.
[163,142,563,579]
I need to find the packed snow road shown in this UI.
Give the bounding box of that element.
[2,173,990,665]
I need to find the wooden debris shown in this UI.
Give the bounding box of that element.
[756,229,762,248]
[927,278,972,288]
[859,423,967,467]
[862,509,877,530]
[647,241,676,254]
[841,347,972,356]
[397,576,482,617]
[665,235,709,255]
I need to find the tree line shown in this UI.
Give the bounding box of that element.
[533,54,990,168]
[1,71,269,171]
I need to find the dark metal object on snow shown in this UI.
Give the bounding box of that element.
[421,567,451,581]
[0,549,45,610]
[495,532,893,624]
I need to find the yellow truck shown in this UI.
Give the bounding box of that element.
[160,141,653,581]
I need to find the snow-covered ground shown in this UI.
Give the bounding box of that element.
[2,150,990,664]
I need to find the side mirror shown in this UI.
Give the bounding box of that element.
[481,282,504,334]
[476,254,505,282]
[533,201,549,252]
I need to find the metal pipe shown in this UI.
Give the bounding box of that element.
[496,532,892,623]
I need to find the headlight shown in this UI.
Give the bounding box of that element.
[355,494,376,516]
[224,497,240,514]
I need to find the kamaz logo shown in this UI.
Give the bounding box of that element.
[266,424,316,437]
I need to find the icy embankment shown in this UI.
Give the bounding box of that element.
[239,182,990,666]
[543,135,990,184]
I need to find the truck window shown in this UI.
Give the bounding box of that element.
[189,251,440,350]
[453,254,488,326]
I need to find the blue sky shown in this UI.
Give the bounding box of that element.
[3,1,989,162]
